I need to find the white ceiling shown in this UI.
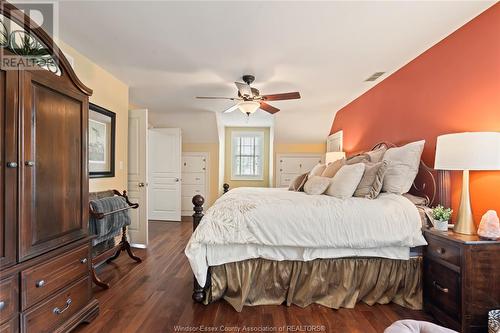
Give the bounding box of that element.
[58,1,494,143]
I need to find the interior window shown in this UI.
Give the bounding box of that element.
[231,131,264,180]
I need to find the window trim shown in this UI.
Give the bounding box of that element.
[230,130,265,181]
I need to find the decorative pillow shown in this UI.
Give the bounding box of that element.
[325,163,365,199]
[382,140,425,194]
[309,163,326,177]
[303,176,331,195]
[288,173,308,192]
[346,154,370,165]
[321,158,345,178]
[366,146,387,163]
[354,160,389,199]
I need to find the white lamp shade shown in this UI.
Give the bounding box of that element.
[325,152,346,164]
[238,101,260,115]
[434,132,500,170]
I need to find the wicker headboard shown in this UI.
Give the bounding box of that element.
[371,142,450,207]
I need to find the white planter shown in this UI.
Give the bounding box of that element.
[434,220,449,232]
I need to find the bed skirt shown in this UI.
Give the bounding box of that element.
[204,257,422,312]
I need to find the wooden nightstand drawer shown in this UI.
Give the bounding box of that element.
[426,234,461,267]
[424,258,461,321]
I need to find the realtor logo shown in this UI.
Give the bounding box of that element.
[1,1,59,72]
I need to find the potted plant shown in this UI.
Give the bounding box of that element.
[432,205,453,231]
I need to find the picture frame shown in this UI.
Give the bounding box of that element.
[89,103,115,178]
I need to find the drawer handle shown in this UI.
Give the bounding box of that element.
[80,258,88,264]
[35,280,45,288]
[0,300,5,311]
[53,298,72,315]
[6,162,17,168]
[435,247,446,255]
[433,281,449,293]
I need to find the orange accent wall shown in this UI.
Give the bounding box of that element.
[330,4,500,224]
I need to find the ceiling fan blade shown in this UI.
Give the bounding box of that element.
[235,82,253,98]
[223,104,240,113]
[196,96,240,100]
[261,92,301,101]
[259,102,280,114]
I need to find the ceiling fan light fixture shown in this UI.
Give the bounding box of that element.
[238,101,260,115]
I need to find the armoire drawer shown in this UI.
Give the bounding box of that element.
[0,275,19,325]
[21,245,89,310]
[21,276,90,333]
[0,315,18,333]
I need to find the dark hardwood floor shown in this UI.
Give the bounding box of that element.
[75,221,434,333]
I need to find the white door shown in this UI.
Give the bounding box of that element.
[128,109,148,247]
[148,128,182,221]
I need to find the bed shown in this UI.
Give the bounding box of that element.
[185,142,450,312]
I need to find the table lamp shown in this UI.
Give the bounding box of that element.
[434,132,500,235]
[325,152,346,164]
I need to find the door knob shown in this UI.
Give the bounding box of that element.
[6,162,17,168]
[175,178,180,182]
[138,182,145,187]
[25,161,35,167]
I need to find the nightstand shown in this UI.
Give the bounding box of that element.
[423,229,500,333]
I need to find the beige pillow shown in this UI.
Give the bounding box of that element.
[309,163,326,176]
[366,146,387,163]
[346,154,370,165]
[321,158,345,178]
[303,176,331,195]
[288,173,308,192]
[382,140,425,194]
[325,163,365,199]
[354,160,389,199]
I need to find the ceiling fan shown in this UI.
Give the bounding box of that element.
[196,75,301,116]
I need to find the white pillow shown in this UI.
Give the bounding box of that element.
[303,176,331,195]
[309,163,326,177]
[382,140,425,194]
[325,163,365,199]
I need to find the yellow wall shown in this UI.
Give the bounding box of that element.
[275,143,327,154]
[58,41,129,192]
[182,143,219,207]
[224,127,270,188]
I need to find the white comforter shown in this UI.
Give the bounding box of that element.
[185,187,427,286]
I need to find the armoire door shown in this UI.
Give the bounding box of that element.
[0,68,18,268]
[19,70,89,261]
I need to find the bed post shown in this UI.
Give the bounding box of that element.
[223,183,230,194]
[192,195,206,303]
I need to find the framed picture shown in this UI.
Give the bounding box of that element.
[89,103,115,178]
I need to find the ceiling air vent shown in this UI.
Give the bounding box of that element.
[364,72,385,82]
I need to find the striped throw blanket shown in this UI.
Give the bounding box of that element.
[89,196,131,245]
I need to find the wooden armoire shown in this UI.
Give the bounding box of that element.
[0,2,99,332]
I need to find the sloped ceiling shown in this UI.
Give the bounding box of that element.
[58,1,494,143]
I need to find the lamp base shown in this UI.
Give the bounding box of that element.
[453,170,476,235]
